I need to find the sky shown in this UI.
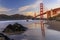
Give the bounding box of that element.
[0,0,60,16]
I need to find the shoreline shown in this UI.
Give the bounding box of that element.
[47,20,60,31]
[3,31,25,35]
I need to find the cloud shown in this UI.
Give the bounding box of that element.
[45,0,60,10]
[18,0,44,16]
[57,0,60,1]
[18,5,30,12]
[18,0,41,12]
[57,0,60,5]
[0,6,15,15]
[0,0,42,15]
[24,12,34,16]
[0,7,12,12]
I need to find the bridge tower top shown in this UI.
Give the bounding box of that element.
[40,3,43,19]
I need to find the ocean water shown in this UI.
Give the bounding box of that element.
[0,20,60,40]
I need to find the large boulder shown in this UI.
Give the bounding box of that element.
[2,23,28,34]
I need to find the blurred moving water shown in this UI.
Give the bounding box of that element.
[0,20,60,40]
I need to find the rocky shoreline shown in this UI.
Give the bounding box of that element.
[47,20,60,31]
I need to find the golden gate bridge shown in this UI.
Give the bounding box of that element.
[34,5,60,19]
[33,0,60,40]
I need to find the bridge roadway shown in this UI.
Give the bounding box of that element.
[35,8,60,18]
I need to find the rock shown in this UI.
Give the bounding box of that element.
[2,23,28,34]
[0,33,11,40]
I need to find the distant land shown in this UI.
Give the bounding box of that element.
[0,13,60,20]
[48,14,60,21]
[0,14,47,20]
[0,14,33,20]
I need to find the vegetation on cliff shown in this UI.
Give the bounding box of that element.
[48,14,60,21]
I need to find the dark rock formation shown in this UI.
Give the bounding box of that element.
[0,33,11,40]
[2,23,28,34]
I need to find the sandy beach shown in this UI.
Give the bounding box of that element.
[47,20,60,31]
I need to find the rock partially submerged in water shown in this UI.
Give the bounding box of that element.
[0,33,11,40]
[2,23,28,35]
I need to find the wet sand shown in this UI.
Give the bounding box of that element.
[47,20,60,31]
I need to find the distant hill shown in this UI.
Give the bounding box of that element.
[0,14,47,20]
[0,14,34,20]
[48,14,60,21]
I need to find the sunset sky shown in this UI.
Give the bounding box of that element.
[0,0,60,16]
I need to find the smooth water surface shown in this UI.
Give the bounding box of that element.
[0,20,60,40]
